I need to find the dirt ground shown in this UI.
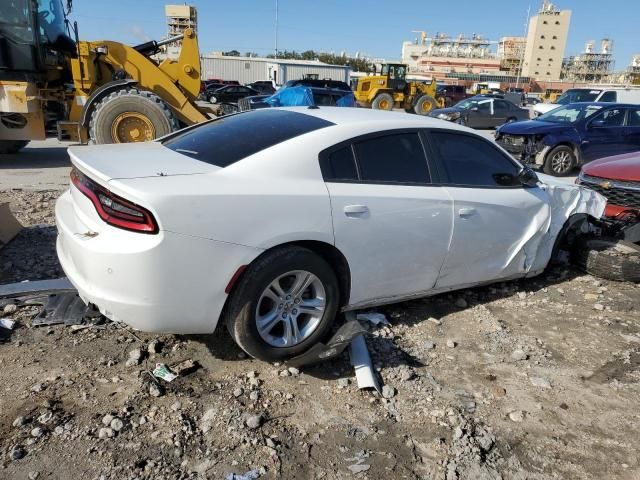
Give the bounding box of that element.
[1,188,639,480]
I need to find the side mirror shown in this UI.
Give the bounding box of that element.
[590,119,606,128]
[518,166,539,187]
[471,107,479,112]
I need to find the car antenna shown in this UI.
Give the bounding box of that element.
[307,105,320,109]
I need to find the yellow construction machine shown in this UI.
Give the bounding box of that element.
[0,0,208,153]
[353,63,443,115]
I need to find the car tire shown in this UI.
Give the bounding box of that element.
[224,246,340,362]
[543,145,576,176]
[456,117,467,126]
[372,93,394,111]
[413,95,438,115]
[89,88,179,144]
[0,140,29,154]
[572,237,640,282]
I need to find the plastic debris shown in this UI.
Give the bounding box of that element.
[0,318,15,330]
[152,364,178,382]
[224,470,260,480]
[356,312,390,326]
[349,335,380,393]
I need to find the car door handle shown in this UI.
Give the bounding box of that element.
[344,205,369,216]
[458,207,476,218]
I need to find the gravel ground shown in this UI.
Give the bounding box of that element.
[0,190,639,480]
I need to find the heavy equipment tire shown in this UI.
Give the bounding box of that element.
[414,95,438,115]
[224,245,340,362]
[0,140,29,154]
[543,145,576,176]
[572,237,640,282]
[371,93,394,111]
[89,88,179,144]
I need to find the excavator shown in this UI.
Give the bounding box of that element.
[0,0,209,154]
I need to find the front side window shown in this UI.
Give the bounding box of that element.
[354,133,429,184]
[593,108,625,127]
[599,91,617,102]
[430,132,519,187]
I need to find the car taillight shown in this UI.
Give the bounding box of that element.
[70,167,158,234]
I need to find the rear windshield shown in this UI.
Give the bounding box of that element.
[162,110,333,167]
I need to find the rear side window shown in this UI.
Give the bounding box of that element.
[354,133,430,183]
[162,110,333,167]
[628,108,640,126]
[323,146,358,181]
[430,132,519,187]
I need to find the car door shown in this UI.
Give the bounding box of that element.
[492,100,511,127]
[622,107,640,154]
[321,131,454,306]
[581,107,627,161]
[426,130,549,289]
[467,99,492,128]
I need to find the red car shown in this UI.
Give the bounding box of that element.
[577,152,640,243]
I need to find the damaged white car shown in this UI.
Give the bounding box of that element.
[55,108,606,361]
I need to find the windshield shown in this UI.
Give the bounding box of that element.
[537,104,602,123]
[556,89,602,105]
[0,0,34,43]
[37,0,67,44]
[455,98,492,110]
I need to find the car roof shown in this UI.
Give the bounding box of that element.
[565,102,637,107]
[271,106,470,133]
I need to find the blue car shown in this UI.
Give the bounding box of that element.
[495,102,640,176]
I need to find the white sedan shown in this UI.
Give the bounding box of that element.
[55,107,605,361]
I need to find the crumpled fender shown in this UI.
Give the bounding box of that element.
[514,175,607,275]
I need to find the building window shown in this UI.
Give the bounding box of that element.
[535,71,539,75]
[541,35,545,39]
[555,21,560,25]
[551,46,556,50]
[539,46,544,49]
[546,72,551,75]
[552,35,558,39]
[543,20,548,24]
[537,57,541,61]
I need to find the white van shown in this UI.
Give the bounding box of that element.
[533,87,640,116]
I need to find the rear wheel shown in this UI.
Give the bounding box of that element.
[413,95,438,115]
[372,93,394,111]
[224,246,340,361]
[89,88,179,144]
[0,140,29,154]
[573,237,640,282]
[543,145,576,176]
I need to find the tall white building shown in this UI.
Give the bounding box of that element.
[521,0,571,81]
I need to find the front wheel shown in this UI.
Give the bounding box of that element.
[224,246,340,361]
[413,95,438,115]
[371,93,394,111]
[543,145,576,176]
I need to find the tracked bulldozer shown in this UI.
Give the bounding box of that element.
[0,0,209,153]
[353,63,444,115]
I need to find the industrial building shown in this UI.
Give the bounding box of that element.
[401,31,502,79]
[521,0,571,81]
[163,4,198,58]
[200,54,351,85]
[498,37,527,76]
[561,40,614,83]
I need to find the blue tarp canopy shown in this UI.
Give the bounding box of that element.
[263,86,315,107]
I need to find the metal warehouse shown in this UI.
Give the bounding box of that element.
[200,54,351,85]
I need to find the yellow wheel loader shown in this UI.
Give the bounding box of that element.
[353,63,444,115]
[0,0,208,153]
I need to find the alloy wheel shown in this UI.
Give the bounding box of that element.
[255,270,326,348]
[551,151,572,174]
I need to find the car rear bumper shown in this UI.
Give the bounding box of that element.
[55,190,262,334]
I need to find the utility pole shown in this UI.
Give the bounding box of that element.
[274,0,279,59]
[515,5,531,88]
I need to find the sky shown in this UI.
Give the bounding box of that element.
[71,0,638,69]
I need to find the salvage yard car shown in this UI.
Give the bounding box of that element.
[56,108,606,362]
[429,97,529,128]
[496,102,640,176]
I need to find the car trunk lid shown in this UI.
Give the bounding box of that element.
[67,142,219,184]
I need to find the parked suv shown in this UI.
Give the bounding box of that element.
[437,85,468,107]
